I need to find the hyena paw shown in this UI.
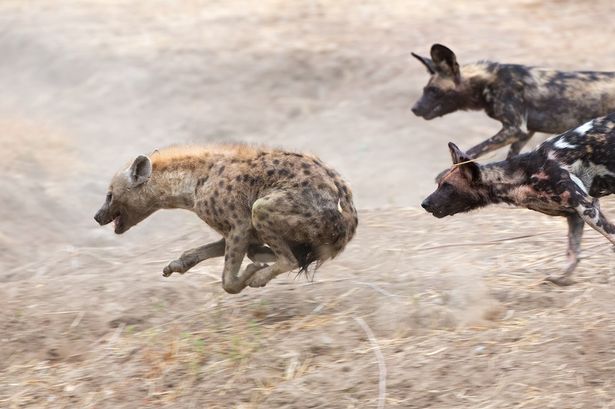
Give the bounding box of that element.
[243,263,267,278]
[162,260,187,277]
[246,269,272,288]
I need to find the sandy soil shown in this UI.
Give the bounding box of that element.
[3,0,615,407]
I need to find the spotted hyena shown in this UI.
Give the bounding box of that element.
[411,44,615,161]
[94,145,358,294]
[421,113,615,285]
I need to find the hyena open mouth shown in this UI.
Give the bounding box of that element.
[112,212,125,234]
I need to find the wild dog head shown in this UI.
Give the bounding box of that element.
[411,44,466,120]
[422,143,489,218]
[94,155,157,234]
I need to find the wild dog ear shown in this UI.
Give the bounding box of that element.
[128,155,152,187]
[448,142,470,164]
[448,142,480,181]
[411,52,435,74]
[430,44,460,80]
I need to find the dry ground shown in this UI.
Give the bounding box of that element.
[3,1,615,408]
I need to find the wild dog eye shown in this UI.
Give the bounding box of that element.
[425,86,441,96]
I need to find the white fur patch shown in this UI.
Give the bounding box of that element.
[337,199,343,213]
[553,138,577,149]
[574,120,593,135]
[569,173,588,194]
[566,160,615,188]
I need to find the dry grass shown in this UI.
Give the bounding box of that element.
[3,205,615,408]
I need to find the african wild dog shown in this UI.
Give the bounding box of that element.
[94,145,358,294]
[421,113,615,285]
[412,44,615,162]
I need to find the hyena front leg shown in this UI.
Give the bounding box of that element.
[163,238,225,277]
[163,239,273,277]
[545,213,584,286]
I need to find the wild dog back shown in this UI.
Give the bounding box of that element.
[541,113,615,197]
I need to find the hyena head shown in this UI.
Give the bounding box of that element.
[421,142,488,218]
[411,44,465,120]
[94,155,157,234]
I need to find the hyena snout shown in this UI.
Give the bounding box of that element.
[94,206,112,226]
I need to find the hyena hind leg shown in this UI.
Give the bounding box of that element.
[163,238,225,277]
[544,213,584,286]
[247,245,276,263]
[245,239,297,288]
[246,194,310,288]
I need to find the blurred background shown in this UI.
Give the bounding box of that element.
[3,1,615,408]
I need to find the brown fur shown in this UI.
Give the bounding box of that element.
[94,144,358,294]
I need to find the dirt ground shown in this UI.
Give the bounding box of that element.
[3,0,615,408]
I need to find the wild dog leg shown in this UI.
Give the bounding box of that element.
[545,213,584,286]
[434,128,532,182]
[575,198,615,245]
[163,238,225,276]
[507,131,535,158]
[466,126,530,159]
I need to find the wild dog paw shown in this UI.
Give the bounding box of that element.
[162,260,187,277]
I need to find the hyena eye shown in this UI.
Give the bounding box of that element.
[106,192,113,202]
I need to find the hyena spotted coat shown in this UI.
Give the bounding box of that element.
[411,44,615,160]
[421,113,615,285]
[94,145,358,294]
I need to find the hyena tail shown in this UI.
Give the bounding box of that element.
[291,203,358,276]
[291,243,320,276]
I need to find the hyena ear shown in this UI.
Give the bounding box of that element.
[430,44,460,80]
[128,155,152,187]
[448,142,480,181]
[411,52,435,75]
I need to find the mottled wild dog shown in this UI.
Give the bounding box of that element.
[421,114,615,285]
[94,145,358,294]
[412,44,615,161]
